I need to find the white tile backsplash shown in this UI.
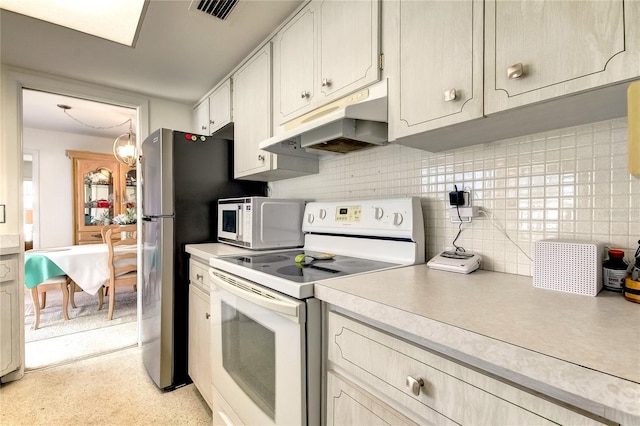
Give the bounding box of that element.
[270,118,639,276]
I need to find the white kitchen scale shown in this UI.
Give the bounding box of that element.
[427,251,481,274]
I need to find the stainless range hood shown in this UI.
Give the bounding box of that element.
[259,80,388,157]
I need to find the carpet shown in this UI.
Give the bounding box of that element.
[25,286,137,343]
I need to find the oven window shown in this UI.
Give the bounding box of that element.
[222,210,236,233]
[221,301,275,420]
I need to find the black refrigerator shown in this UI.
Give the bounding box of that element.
[140,128,266,390]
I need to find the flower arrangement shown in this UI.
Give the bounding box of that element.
[112,208,137,225]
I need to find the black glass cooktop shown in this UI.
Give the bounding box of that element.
[218,249,398,283]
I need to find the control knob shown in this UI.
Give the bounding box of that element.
[374,207,384,220]
[307,213,315,224]
[393,212,404,225]
[319,209,327,220]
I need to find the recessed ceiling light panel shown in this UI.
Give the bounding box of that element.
[0,0,146,46]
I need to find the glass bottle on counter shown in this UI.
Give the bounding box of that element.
[603,249,628,292]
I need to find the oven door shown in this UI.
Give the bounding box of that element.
[217,202,243,243]
[209,268,307,425]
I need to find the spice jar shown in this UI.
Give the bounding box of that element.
[602,249,628,292]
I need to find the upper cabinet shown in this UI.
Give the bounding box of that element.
[233,44,318,181]
[389,0,640,153]
[485,0,640,114]
[388,0,484,141]
[193,79,233,137]
[273,0,381,125]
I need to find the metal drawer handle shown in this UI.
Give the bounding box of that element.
[406,375,424,396]
[507,63,525,79]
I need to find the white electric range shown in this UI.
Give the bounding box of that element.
[207,197,425,426]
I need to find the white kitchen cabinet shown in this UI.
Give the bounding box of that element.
[388,0,484,142]
[0,254,20,378]
[208,79,232,135]
[273,0,381,125]
[193,99,209,135]
[233,43,318,181]
[193,79,232,137]
[485,0,640,114]
[188,258,212,408]
[326,371,420,426]
[326,310,607,426]
[389,0,639,153]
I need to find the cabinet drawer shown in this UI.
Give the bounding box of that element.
[0,257,17,283]
[327,311,607,425]
[189,258,208,293]
[327,370,422,426]
[77,230,103,244]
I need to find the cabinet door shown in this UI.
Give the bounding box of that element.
[233,44,273,178]
[194,99,210,134]
[485,0,640,114]
[188,284,212,408]
[0,256,19,377]
[318,0,380,101]
[76,157,120,243]
[209,79,232,134]
[392,0,483,140]
[326,371,420,426]
[274,6,315,124]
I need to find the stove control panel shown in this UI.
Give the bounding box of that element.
[303,197,423,241]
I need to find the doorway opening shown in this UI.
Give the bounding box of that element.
[22,89,139,369]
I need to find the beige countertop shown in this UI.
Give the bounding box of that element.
[185,243,254,260]
[315,265,640,424]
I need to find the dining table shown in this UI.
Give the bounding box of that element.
[25,243,137,296]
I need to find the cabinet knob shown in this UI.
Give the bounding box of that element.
[321,78,332,88]
[209,119,215,125]
[196,273,203,281]
[205,312,210,319]
[406,375,425,396]
[300,90,310,99]
[507,63,525,80]
[201,125,207,131]
[444,88,457,102]
[258,154,265,162]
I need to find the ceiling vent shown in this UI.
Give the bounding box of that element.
[191,0,239,20]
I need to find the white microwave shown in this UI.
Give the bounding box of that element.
[217,197,306,249]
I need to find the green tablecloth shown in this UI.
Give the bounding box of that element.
[24,254,66,289]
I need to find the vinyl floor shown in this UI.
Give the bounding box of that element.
[0,347,212,425]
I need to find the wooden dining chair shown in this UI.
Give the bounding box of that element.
[99,225,137,320]
[29,275,71,330]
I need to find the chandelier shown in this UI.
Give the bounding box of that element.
[113,119,137,168]
[57,103,137,168]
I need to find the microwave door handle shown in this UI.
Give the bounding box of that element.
[209,269,300,321]
[236,205,242,240]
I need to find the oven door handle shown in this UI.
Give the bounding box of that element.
[209,269,300,320]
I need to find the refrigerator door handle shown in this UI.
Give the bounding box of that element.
[142,214,175,221]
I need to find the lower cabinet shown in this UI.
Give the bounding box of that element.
[326,310,607,426]
[188,258,212,408]
[327,370,420,426]
[0,254,20,379]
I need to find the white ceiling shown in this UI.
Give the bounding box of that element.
[1,0,303,137]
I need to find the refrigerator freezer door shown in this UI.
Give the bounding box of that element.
[141,215,174,389]
[141,128,174,217]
